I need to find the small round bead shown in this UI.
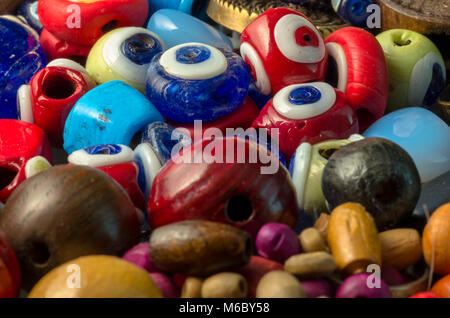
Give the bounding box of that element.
[284,251,337,279]
[181,277,203,298]
[123,242,159,273]
[300,279,333,298]
[336,273,392,298]
[201,272,247,298]
[149,272,179,298]
[256,271,306,298]
[299,228,327,253]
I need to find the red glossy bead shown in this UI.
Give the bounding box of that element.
[0,120,52,203]
[324,27,388,131]
[0,230,21,298]
[409,292,441,298]
[148,136,298,237]
[240,8,328,95]
[40,28,91,61]
[38,0,149,46]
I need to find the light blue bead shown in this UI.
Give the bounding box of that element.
[63,80,163,154]
[147,9,232,50]
[331,0,374,26]
[363,107,450,183]
[148,0,194,16]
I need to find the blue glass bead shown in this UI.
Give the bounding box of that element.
[0,16,46,119]
[146,9,232,50]
[140,121,192,165]
[331,0,374,26]
[363,107,450,183]
[147,0,194,17]
[145,44,250,123]
[16,0,43,34]
[63,80,164,154]
[176,45,211,64]
[289,86,322,105]
[247,81,273,110]
[122,33,164,65]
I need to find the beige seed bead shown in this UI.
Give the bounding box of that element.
[181,277,203,298]
[284,251,337,279]
[201,272,247,298]
[256,270,306,298]
[299,228,327,253]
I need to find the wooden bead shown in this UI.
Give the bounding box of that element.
[0,0,21,14]
[431,275,450,298]
[0,165,140,290]
[284,252,336,279]
[28,255,162,298]
[0,230,21,298]
[149,221,252,276]
[314,213,330,242]
[256,270,306,298]
[423,203,450,275]
[299,228,327,253]
[181,277,203,298]
[201,272,247,298]
[327,203,382,275]
[379,229,422,270]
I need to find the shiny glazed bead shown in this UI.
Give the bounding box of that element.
[379,229,422,270]
[28,255,162,298]
[410,292,441,298]
[39,28,91,61]
[149,272,179,298]
[0,16,46,119]
[201,272,248,298]
[123,242,159,273]
[322,138,421,229]
[363,107,450,183]
[327,203,382,275]
[63,80,163,154]
[331,0,374,26]
[147,0,196,16]
[252,82,359,158]
[324,27,388,131]
[0,165,140,289]
[336,273,392,298]
[16,0,42,33]
[0,230,21,298]
[255,223,301,263]
[256,270,306,298]
[240,8,328,95]
[431,275,450,298]
[145,43,250,122]
[149,221,252,276]
[284,252,337,279]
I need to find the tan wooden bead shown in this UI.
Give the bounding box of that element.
[299,228,327,253]
[314,213,330,242]
[284,251,336,279]
[379,228,422,270]
[181,277,203,298]
[256,270,306,298]
[201,272,247,298]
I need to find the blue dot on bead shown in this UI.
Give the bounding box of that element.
[288,86,322,105]
[122,33,163,65]
[85,144,122,155]
[175,45,211,64]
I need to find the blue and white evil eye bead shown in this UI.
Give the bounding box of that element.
[331,0,374,26]
[68,144,135,168]
[146,42,251,123]
[86,27,166,92]
[140,121,192,165]
[16,0,43,33]
[134,143,162,200]
[63,80,164,154]
[273,82,336,120]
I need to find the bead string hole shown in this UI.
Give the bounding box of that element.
[123,34,160,65]
[43,73,76,100]
[0,166,18,190]
[30,240,51,266]
[176,46,211,64]
[102,20,117,34]
[356,108,373,131]
[289,86,322,105]
[225,195,253,223]
[374,179,400,205]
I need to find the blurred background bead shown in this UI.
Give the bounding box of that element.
[300,279,333,298]
[256,270,306,298]
[134,143,162,201]
[201,272,247,298]
[299,228,327,253]
[380,265,405,286]
[431,275,450,298]
[379,229,422,271]
[0,230,21,298]
[410,292,440,298]
[149,272,179,298]
[255,223,301,263]
[24,155,51,178]
[123,242,159,273]
[181,276,203,298]
[331,0,374,26]
[284,251,337,279]
[16,0,42,33]
[336,273,392,298]
[149,221,252,276]
[314,213,330,243]
[147,0,197,17]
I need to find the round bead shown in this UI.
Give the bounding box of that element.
[201,272,248,298]
[299,228,328,253]
[300,279,333,298]
[284,252,337,279]
[181,277,203,298]
[256,270,306,298]
[336,273,392,298]
[123,242,159,273]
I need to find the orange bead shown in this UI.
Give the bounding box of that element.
[431,275,450,298]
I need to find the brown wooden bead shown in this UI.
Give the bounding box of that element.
[256,270,306,298]
[327,203,382,276]
[181,277,203,298]
[299,228,327,253]
[201,272,247,298]
[314,213,330,243]
[0,0,21,14]
[379,229,422,270]
[149,220,252,276]
[284,252,336,279]
[0,165,140,290]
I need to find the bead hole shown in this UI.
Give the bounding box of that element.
[394,39,412,47]
[356,108,373,132]
[30,240,51,266]
[374,179,400,205]
[325,54,339,88]
[43,74,76,100]
[225,195,253,223]
[102,20,117,34]
[0,166,18,190]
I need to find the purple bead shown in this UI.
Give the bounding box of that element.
[255,223,301,263]
[149,272,180,298]
[381,265,405,286]
[336,273,392,298]
[300,279,333,298]
[122,242,159,273]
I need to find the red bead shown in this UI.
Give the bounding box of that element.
[0,231,21,298]
[0,120,52,203]
[240,8,328,95]
[409,292,441,298]
[40,28,91,61]
[324,27,388,131]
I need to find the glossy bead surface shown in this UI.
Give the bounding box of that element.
[147,9,232,50]
[39,28,91,61]
[147,0,195,16]
[134,143,163,201]
[252,82,359,158]
[123,242,159,273]
[16,0,42,33]
[146,43,250,122]
[28,255,162,298]
[336,273,392,298]
[0,165,140,289]
[0,231,21,298]
[201,272,248,298]
[410,292,440,298]
[322,138,421,229]
[363,107,450,183]
[240,8,328,95]
[63,80,163,154]
[324,27,388,131]
[431,275,450,298]
[255,223,301,263]
[331,0,374,26]
[149,221,252,276]
[256,270,306,298]
[0,16,46,119]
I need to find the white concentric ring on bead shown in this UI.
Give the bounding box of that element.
[291,142,312,208]
[274,14,325,64]
[331,0,341,12]
[18,84,34,123]
[325,42,348,92]
[273,82,336,120]
[134,143,162,199]
[47,58,87,74]
[159,42,227,80]
[25,156,51,178]
[68,144,134,167]
[103,27,166,84]
[240,42,272,95]
[408,51,446,106]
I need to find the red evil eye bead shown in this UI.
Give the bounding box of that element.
[0,119,52,203]
[240,7,328,95]
[38,0,149,46]
[325,27,389,131]
[252,82,359,159]
[39,28,92,61]
[18,63,96,147]
[0,230,21,298]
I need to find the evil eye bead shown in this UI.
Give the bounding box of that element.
[16,0,43,33]
[332,0,374,26]
[68,144,134,167]
[273,82,336,120]
[240,42,272,95]
[274,14,325,64]
[86,27,166,92]
[134,143,162,199]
